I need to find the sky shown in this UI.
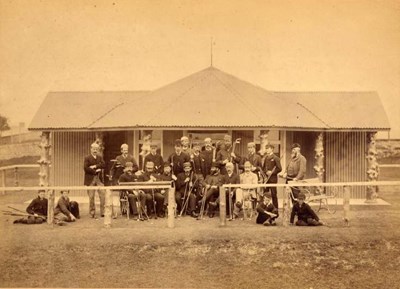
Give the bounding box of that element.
[0,0,399,138]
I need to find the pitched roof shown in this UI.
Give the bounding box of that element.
[29,67,390,131]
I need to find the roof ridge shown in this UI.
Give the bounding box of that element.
[87,102,126,128]
[211,70,266,124]
[296,102,331,128]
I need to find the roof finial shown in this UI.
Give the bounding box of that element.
[210,37,213,67]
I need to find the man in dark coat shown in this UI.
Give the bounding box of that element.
[262,144,282,209]
[144,144,164,174]
[256,192,278,226]
[118,162,146,220]
[203,162,227,218]
[241,142,262,176]
[14,190,48,224]
[216,135,241,175]
[200,137,214,178]
[290,192,323,226]
[168,139,190,177]
[83,142,105,218]
[54,190,79,222]
[175,162,201,217]
[110,143,139,185]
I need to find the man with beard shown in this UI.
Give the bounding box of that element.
[159,162,175,211]
[221,162,240,217]
[262,144,282,209]
[234,161,259,219]
[190,142,205,183]
[144,143,164,174]
[84,142,105,219]
[139,161,165,218]
[200,137,214,177]
[110,143,139,185]
[281,143,307,202]
[216,135,241,175]
[168,139,190,177]
[118,162,147,220]
[181,136,191,154]
[175,162,201,217]
[203,162,227,218]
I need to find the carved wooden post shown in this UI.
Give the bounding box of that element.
[219,186,226,226]
[38,132,51,187]
[47,189,55,225]
[167,186,175,228]
[258,130,269,157]
[104,188,112,228]
[343,186,350,227]
[282,186,291,227]
[366,132,379,203]
[314,132,324,194]
[95,132,105,157]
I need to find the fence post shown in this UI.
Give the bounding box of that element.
[282,186,291,227]
[104,188,112,228]
[219,186,226,226]
[1,170,5,195]
[14,167,19,187]
[343,186,350,226]
[47,189,55,225]
[168,186,175,228]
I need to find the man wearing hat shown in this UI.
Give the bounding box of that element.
[175,162,201,217]
[240,142,262,175]
[110,143,139,185]
[281,143,307,202]
[262,144,282,209]
[168,139,190,177]
[290,192,323,226]
[190,141,205,181]
[139,161,165,218]
[203,161,227,218]
[216,135,241,175]
[144,143,164,174]
[256,192,279,226]
[118,162,146,219]
[158,162,175,210]
[84,142,106,218]
[200,137,214,177]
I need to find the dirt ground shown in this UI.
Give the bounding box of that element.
[0,168,400,288]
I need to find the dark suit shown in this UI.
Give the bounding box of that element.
[54,196,80,221]
[83,154,105,217]
[262,153,282,208]
[290,202,321,226]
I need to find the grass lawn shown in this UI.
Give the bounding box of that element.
[0,168,399,288]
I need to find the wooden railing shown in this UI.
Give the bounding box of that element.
[0,164,40,193]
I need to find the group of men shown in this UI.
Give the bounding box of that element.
[82,134,323,226]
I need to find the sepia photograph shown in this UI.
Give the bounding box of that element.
[0,0,400,288]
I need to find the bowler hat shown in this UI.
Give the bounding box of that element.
[291,143,301,149]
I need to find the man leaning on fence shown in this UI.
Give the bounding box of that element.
[84,142,105,219]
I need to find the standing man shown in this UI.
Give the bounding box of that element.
[241,142,262,176]
[181,136,191,154]
[262,144,282,209]
[217,134,241,175]
[201,137,214,178]
[281,143,307,202]
[168,139,190,177]
[110,143,139,185]
[144,143,164,174]
[190,141,205,183]
[84,142,105,219]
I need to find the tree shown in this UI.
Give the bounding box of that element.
[0,115,10,137]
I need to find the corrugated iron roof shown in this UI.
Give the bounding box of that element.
[29,67,390,131]
[29,91,148,130]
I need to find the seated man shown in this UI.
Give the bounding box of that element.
[256,192,278,226]
[14,189,48,224]
[139,161,165,218]
[290,192,324,226]
[233,161,258,219]
[118,162,146,220]
[54,190,79,223]
[175,162,201,217]
[203,162,227,218]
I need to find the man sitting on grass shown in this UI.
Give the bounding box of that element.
[256,192,278,226]
[290,192,323,226]
[14,189,48,224]
[54,190,80,223]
